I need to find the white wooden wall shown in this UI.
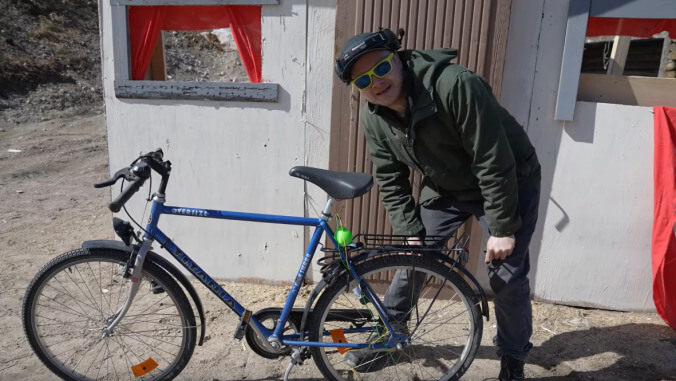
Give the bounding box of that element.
[99,0,336,283]
[500,0,655,311]
[100,0,657,311]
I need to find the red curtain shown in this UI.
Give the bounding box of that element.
[128,5,262,82]
[652,106,676,331]
[587,17,676,38]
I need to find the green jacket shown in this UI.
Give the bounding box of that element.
[361,48,541,237]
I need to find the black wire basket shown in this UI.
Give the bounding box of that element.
[321,232,471,265]
[354,233,471,265]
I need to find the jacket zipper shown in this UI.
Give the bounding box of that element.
[405,95,437,176]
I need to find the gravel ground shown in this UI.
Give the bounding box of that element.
[0,112,674,380]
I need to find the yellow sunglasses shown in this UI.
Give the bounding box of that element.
[351,52,395,90]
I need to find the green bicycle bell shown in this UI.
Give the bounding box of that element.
[334,226,353,246]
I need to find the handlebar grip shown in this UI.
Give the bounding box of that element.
[109,177,146,213]
[94,178,117,188]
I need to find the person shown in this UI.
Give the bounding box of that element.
[334,28,541,381]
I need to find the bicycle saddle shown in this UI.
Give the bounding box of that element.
[289,166,373,200]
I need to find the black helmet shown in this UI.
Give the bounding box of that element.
[335,28,404,83]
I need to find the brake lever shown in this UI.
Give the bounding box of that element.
[94,167,133,188]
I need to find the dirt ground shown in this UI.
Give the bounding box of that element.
[0,112,674,381]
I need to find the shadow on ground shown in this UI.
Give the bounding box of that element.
[476,323,676,380]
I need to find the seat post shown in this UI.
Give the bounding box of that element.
[320,197,335,221]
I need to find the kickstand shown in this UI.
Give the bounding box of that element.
[284,347,306,381]
[283,361,295,381]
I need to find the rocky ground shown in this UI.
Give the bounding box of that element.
[0,1,675,380]
[0,0,103,125]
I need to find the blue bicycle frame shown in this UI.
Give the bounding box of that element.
[136,194,394,351]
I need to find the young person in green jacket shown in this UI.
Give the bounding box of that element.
[334,28,541,381]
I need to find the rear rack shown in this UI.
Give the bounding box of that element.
[317,232,472,286]
[321,232,471,266]
[355,233,471,265]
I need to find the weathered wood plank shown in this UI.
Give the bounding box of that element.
[475,0,491,77]
[433,0,446,48]
[606,36,631,76]
[489,0,511,99]
[658,36,672,78]
[466,0,482,71]
[459,0,473,67]
[114,80,278,102]
[149,33,166,80]
[578,73,676,107]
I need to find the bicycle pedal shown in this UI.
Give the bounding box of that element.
[234,309,252,340]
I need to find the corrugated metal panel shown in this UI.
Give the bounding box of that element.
[330,1,511,273]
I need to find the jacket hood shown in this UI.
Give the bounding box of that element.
[401,48,458,87]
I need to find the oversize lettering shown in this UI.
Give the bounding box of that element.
[170,208,209,217]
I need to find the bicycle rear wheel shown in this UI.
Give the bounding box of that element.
[309,254,482,381]
[22,248,196,380]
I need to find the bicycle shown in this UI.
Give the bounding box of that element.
[22,148,489,381]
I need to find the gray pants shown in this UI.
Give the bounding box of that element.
[383,184,540,361]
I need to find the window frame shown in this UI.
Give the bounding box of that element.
[556,0,676,120]
[109,0,279,102]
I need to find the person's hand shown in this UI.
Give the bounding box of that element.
[485,235,515,263]
[400,236,423,255]
[405,236,424,246]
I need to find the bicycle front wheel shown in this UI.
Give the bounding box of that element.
[309,254,482,381]
[22,248,197,380]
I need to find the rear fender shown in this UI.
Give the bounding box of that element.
[348,250,490,321]
[82,240,207,345]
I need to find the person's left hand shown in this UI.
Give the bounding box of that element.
[405,236,423,246]
[485,235,515,263]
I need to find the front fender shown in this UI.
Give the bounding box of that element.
[82,240,208,345]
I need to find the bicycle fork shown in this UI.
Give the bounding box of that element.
[101,238,153,338]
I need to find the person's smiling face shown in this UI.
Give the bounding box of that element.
[350,50,406,112]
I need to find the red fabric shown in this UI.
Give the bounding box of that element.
[129,7,166,81]
[587,17,676,38]
[128,5,261,82]
[652,106,676,331]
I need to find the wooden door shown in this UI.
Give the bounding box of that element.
[329,0,512,276]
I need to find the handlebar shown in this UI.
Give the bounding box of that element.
[94,149,171,212]
[109,176,146,213]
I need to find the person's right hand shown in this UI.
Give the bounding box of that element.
[485,235,515,263]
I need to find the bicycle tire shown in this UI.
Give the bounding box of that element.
[308,254,482,381]
[22,248,197,380]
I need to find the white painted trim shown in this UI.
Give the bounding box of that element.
[590,0,676,18]
[111,5,131,80]
[556,0,676,121]
[555,0,590,121]
[107,0,279,102]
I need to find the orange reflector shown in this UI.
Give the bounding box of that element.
[330,328,350,354]
[131,357,159,377]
